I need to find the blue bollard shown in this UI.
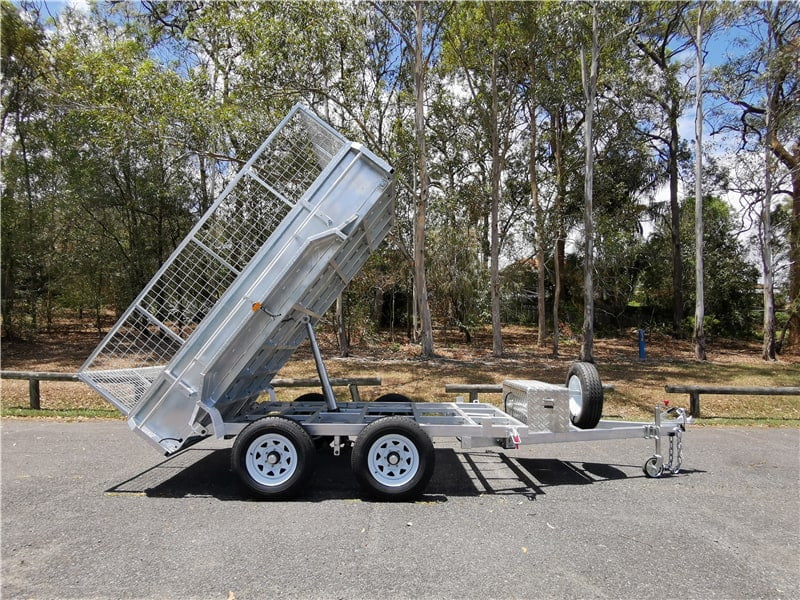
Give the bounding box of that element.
[638,328,646,360]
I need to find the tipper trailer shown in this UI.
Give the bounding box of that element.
[79,104,689,500]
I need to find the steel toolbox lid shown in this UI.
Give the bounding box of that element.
[503,380,566,394]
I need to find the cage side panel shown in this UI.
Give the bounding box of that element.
[79,105,350,415]
[210,166,395,419]
[249,110,346,206]
[80,310,184,413]
[139,240,240,341]
[135,121,360,388]
[79,366,166,415]
[194,176,293,273]
[129,155,393,444]
[126,237,344,449]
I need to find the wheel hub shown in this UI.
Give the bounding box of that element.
[367,433,420,487]
[245,433,298,486]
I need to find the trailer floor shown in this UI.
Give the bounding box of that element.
[2,420,798,599]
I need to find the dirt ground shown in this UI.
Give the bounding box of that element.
[1,321,798,421]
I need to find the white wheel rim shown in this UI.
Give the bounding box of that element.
[567,374,583,418]
[246,433,298,486]
[367,433,420,487]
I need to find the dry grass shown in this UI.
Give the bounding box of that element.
[2,324,798,424]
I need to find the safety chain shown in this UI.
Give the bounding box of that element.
[664,427,683,474]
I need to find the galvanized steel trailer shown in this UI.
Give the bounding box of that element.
[79,104,689,501]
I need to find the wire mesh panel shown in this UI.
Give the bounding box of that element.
[79,105,364,416]
[79,105,394,454]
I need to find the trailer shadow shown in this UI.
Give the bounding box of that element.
[105,444,697,502]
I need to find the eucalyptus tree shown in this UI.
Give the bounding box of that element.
[516,3,549,346]
[572,1,660,343]
[578,1,600,362]
[688,1,708,360]
[370,1,450,358]
[528,4,589,357]
[1,0,49,337]
[631,1,693,336]
[443,1,528,357]
[728,151,793,358]
[710,1,800,354]
[530,2,640,359]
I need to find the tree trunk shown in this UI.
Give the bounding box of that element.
[579,4,598,364]
[767,135,799,351]
[551,109,566,358]
[553,238,566,356]
[336,293,349,358]
[764,116,799,354]
[762,36,777,361]
[413,1,434,358]
[489,7,503,358]
[761,163,776,360]
[668,104,684,336]
[530,105,546,347]
[18,120,37,332]
[781,146,800,351]
[692,4,707,361]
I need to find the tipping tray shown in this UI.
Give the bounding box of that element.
[79,104,394,453]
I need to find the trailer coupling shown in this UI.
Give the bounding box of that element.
[643,405,690,478]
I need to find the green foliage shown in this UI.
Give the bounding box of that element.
[638,196,760,337]
[0,0,785,352]
[427,221,490,339]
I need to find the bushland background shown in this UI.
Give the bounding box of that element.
[2,2,798,421]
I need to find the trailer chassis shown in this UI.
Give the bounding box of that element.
[202,323,690,500]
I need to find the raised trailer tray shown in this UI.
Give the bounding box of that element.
[79,104,394,454]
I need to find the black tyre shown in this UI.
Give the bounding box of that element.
[292,392,325,403]
[565,361,604,429]
[232,417,316,499]
[374,393,412,403]
[351,417,434,501]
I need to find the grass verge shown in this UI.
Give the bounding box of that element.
[1,407,121,420]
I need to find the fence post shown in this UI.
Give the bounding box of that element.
[348,383,361,402]
[29,378,41,410]
[689,391,700,417]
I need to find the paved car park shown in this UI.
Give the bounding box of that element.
[2,420,798,599]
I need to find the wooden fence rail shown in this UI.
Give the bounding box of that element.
[1,371,79,410]
[664,384,800,417]
[444,382,615,403]
[0,371,381,410]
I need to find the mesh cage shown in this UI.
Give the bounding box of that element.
[79,106,349,415]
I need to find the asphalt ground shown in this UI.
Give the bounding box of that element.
[1,419,798,599]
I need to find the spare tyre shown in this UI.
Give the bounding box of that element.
[565,362,604,429]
